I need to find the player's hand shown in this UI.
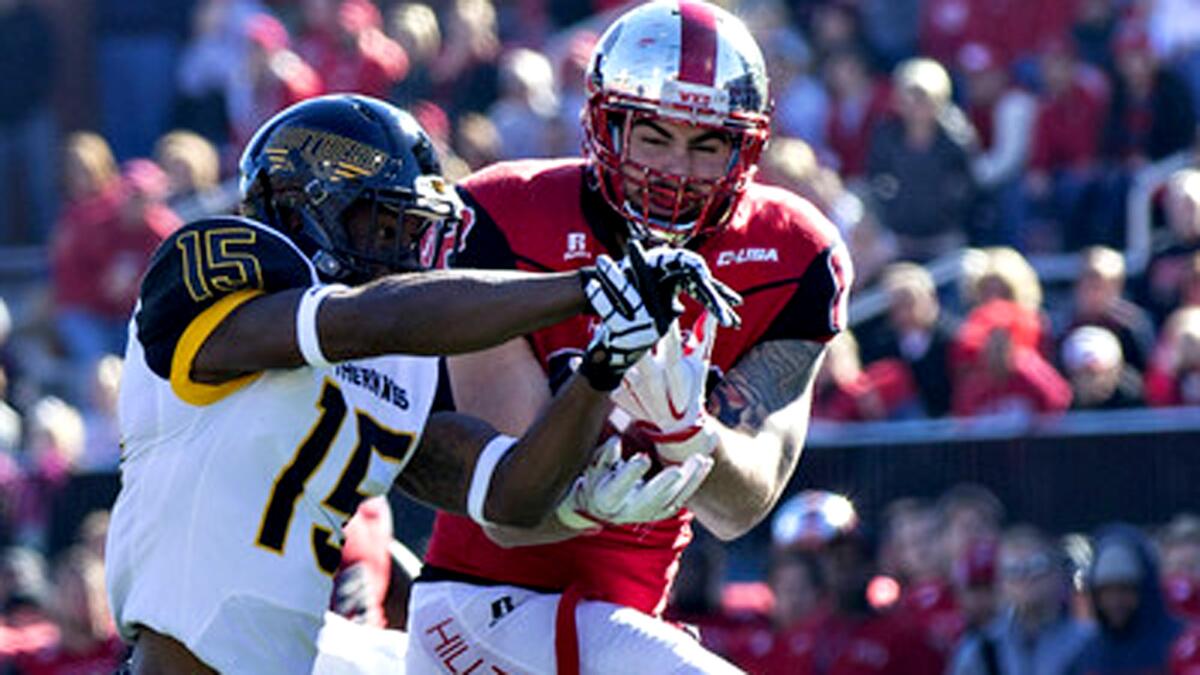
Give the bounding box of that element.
[623,240,742,333]
[331,562,375,624]
[579,253,661,390]
[556,437,714,531]
[613,311,720,463]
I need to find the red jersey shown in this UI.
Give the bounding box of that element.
[823,613,946,675]
[1030,75,1110,172]
[749,611,943,675]
[1172,623,1200,675]
[13,636,125,675]
[951,347,1072,417]
[424,159,850,615]
[895,579,963,659]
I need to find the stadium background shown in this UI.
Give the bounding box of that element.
[2,0,1200,672]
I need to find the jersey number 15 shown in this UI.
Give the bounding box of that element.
[255,380,413,575]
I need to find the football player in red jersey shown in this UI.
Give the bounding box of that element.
[408,2,854,673]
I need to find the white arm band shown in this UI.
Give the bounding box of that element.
[296,284,347,368]
[467,434,518,527]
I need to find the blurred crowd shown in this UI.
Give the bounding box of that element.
[1,0,1200,672]
[667,485,1200,674]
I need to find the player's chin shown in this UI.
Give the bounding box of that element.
[628,191,702,223]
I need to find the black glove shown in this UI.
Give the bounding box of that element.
[579,254,660,390]
[623,240,743,334]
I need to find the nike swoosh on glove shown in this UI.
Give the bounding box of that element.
[611,310,720,463]
[556,436,714,530]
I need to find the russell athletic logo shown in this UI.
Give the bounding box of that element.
[716,247,779,267]
[565,232,590,261]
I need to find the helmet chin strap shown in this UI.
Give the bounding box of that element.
[621,201,697,247]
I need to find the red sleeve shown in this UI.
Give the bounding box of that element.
[1145,364,1180,407]
[863,359,919,416]
[1013,348,1072,413]
[951,374,983,417]
[452,187,521,272]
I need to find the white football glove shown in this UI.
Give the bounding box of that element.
[556,437,714,531]
[580,253,662,390]
[612,311,720,463]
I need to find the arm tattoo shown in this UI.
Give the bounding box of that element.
[709,339,826,433]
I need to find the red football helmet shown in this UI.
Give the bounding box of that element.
[583,0,771,245]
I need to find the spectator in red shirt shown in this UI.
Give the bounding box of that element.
[920,0,976,67]
[1170,623,1200,675]
[884,498,963,661]
[745,549,833,675]
[957,246,1053,358]
[52,158,179,404]
[823,48,892,178]
[50,133,124,380]
[227,13,323,151]
[765,491,946,674]
[1026,38,1110,251]
[939,484,1006,571]
[812,331,920,423]
[951,537,1001,638]
[1145,307,1200,407]
[951,300,1073,418]
[296,0,407,99]
[15,548,124,675]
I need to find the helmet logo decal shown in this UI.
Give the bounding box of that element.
[265,126,387,182]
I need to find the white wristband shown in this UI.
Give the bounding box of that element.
[296,284,346,368]
[467,434,518,527]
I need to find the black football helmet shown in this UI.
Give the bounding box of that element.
[239,94,463,282]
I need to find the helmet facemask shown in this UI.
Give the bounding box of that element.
[580,0,772,246]
[584,96,768,246]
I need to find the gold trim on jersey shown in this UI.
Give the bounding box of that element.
[170,289,266,406]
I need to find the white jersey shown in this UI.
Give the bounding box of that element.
[105,216,438,674]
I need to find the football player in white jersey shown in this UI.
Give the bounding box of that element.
[105,94,737,674]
